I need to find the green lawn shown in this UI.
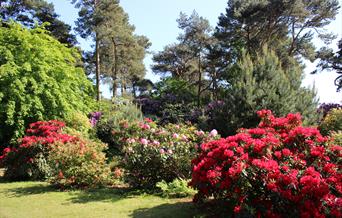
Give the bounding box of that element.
[0,180,202,218]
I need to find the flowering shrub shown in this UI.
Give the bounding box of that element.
[0,120,77,180]
[318,103,342,118]
[118,118,219,188]
[319,108,342,136]
[95,100,143,154]
[48,139,111,188]
[89,111,102,127]
[190,110,342,217]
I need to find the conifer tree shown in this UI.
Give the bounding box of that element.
[152,11,214,106]
[215,0,339,68]
[314,38,342,91]
[0,0,77,46]
[210,47,318,136]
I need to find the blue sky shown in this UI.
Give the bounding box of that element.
[47,0,341,103]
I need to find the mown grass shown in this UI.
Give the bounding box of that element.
[0,180,203,218]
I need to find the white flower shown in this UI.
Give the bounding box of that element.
[209,129,218,137]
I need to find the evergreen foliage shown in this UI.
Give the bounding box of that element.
[210,47,318,136]
[0,0,77,47]
[315,38,342,91]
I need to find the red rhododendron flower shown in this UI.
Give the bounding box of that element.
[190,110,341,218]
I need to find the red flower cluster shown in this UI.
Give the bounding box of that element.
[20,120,76,148]
[0,120,77,166]
[190,110,341,217]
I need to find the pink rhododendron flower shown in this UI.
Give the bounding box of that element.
[172,133,179,138]
[140,138,148,145]
[195,130,205,136]
[144,118,153,123]
[153,140,160,146]
[209,129,218,137]
[126,138,136,144]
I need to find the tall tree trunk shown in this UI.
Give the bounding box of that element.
[94,0,100,101]
[132,83,137,98]
[95,35,101,101]
[197,54,202,107]
[212,68,218,101]
[120,78,126,96]
[111,39,118,98]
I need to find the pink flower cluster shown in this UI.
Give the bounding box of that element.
[190,110,341,217]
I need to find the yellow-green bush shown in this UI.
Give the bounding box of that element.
[48,139,111,188]
[319,108,342,135]
[64,112,92,137]
[331,131,342,145]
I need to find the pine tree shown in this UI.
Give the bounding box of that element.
[314,38,342,91]
[211,47,318,136]
[0,0,77,46]
[216,0,339,67]
[71,0,108,101]
[152,11,214,106]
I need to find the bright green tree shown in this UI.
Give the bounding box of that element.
[0,22,94,145]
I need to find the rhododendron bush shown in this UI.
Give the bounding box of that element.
[120,118,219,188]
[190,110,341,217]
[0,120,77,180]
[0,120,111,187]
[48,139,111,188]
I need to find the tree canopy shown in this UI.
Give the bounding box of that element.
[0,0,77,47]
[0,22,94,145]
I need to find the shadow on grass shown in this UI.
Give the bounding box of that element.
[1,181,135,204]
[67,186,132,204]
[1,183,57,197]
[130,201,202,218]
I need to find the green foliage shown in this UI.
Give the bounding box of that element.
[2,142,52,181]
[152,11,214,106]
[72,0,150,99]
[156,179,196,198]
[0,0,77,46]
[48,139,112,188]
[0,22,94,144]
[216,0,339,64]
[319,108,342,135]
[331,131,342,145]
[64,112,92,138]
[119,119,219,188]
[315,38,342,91]
[207,47,318,136]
